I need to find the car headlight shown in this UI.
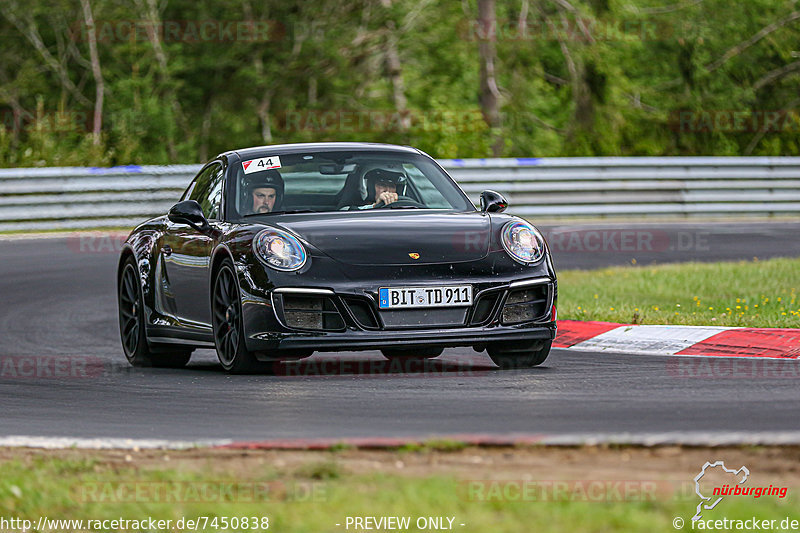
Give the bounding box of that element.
[501,220,545,265]
[253,229,308,272]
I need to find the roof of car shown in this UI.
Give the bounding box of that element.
[224,142,422,160]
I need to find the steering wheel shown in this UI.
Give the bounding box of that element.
[375,196,425,209]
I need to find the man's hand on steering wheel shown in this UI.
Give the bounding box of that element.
[373,191,399,207]
[373,196,426,209]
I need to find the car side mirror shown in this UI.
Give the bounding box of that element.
[168,200,210,231]
[480,190,508,213]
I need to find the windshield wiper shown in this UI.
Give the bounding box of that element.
[388,205,422,209]
[243,209,316,217]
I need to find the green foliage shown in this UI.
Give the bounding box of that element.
[1,0,799,165]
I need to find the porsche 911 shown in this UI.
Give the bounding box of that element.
[117,142,557,373]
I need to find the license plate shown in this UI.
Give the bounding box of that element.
[378,285,473,309]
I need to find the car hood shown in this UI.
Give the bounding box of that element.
[271,211,491,266]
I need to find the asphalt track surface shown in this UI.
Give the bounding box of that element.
[1,222,798,442]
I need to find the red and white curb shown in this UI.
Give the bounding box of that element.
[554,320,800,359]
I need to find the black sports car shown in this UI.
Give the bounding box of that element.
[117,142,557,373]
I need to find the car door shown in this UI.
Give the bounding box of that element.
[161,162,225,329]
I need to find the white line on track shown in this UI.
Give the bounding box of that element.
[0,436,231,450]
[537,431,800,446]
[5,432,800,449]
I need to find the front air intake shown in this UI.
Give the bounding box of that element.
[501,285,549,324]
[342,297,381,329]
[469,291,502,325]
[281,295,345,331]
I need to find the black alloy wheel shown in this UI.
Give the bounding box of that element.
[119,261,144,361]
[118,257,191,368]
[212,260,265,373]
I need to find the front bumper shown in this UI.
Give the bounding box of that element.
[248,322,556,357]
[237,249,558,356]
[241,275,557,356]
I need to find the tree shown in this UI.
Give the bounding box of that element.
[477,0,502,155]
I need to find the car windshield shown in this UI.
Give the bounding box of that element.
[229,150,474,219]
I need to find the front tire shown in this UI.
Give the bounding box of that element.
[488,339,551,369]
[212,260,268,374]
[118,257,191,368]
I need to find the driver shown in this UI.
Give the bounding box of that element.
[244,170,284,214]
[354,168,407,209]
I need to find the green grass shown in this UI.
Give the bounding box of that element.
[1,454,797,533]
[558,257,800,327]
[398,439,470,453]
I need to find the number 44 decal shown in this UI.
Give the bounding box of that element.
[242,156,281,174]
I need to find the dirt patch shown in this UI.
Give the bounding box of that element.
[2,445,799,487]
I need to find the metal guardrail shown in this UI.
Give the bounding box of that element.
[1,157,799,231]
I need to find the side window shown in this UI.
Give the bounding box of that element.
[205,167,224,220]
[188,163,224,220]
[180,178,198,202]
[181,166,212,203]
